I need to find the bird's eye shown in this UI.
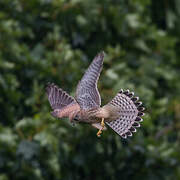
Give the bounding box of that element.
[74,115,79,121]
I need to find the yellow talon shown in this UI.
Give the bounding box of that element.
[96,118,105,137]
[97,129,102,137]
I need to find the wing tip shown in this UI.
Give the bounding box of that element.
[45,82,52,94]
[99,51,105,57]
[45,82,58,95]
[95,51,105,61]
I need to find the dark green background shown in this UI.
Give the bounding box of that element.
[0,0,180,179]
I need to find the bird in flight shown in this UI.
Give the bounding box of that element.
[46,52,145,138]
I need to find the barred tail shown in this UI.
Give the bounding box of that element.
[46,83,75,110]
[106,89,145,138]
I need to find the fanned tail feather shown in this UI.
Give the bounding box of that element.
[106,89,145,138]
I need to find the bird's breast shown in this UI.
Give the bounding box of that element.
[76,109,102,123]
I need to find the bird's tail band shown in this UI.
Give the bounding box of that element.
[105,89,145,138]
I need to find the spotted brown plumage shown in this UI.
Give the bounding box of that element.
[46,51,145,138]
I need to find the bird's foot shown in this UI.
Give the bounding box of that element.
[97,129,102,137]
[96,118,105,137]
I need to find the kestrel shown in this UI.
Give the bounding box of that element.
[46,52,145,138]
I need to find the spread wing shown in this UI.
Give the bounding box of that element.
[75,51,105,110]
[46,83,80,119]
[46,83,76,110]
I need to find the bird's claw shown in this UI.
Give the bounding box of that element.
[97,118,105,137]
[97,129,102,137]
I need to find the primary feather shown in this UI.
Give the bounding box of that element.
[75,51,104,110]
[46,83,75,110]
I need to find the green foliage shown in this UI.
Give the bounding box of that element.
[0,0,180,179]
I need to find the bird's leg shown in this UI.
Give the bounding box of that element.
[101,118,105,127]
[97,118,105,137]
